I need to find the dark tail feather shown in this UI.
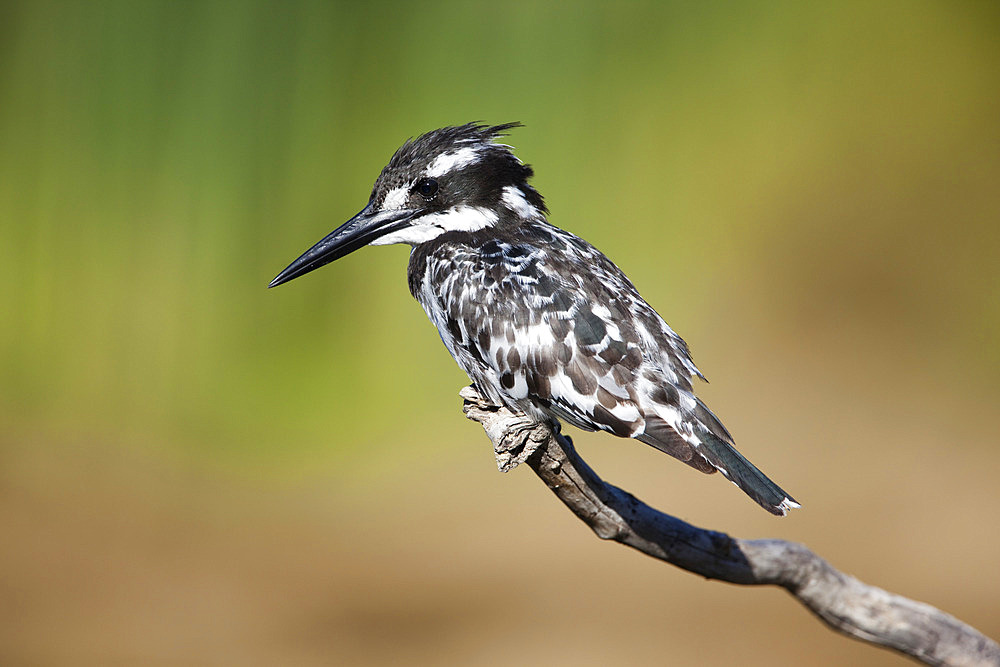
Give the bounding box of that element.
[637,419,717,474]
[697,428,800,516]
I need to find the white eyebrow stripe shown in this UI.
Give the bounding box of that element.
[425,146,481,178]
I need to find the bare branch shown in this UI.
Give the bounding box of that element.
[460,386,1000,667]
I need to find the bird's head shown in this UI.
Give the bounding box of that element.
[269,122,546,287]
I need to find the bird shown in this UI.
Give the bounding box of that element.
[270,122,799,516]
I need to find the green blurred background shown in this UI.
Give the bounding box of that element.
[2,1,998,664]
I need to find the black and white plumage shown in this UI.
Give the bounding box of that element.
[271,123,799,516]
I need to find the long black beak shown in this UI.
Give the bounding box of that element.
[269,203,416,288]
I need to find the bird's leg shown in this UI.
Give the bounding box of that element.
[460,386,550,472]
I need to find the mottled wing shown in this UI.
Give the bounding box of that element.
[412,224,799,514]
[415,225,716,472]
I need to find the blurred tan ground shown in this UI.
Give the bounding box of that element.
[2,321,998,666]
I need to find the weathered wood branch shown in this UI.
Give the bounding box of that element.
[460,386,1000,667]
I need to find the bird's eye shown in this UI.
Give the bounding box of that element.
[416,178,439,200]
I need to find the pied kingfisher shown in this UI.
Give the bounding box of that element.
[270,123,798,516]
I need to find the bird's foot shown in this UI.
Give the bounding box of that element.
[460,385,552,472]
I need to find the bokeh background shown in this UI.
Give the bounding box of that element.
[2,1,998,664]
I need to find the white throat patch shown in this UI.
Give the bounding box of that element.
[370,205,498,247]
